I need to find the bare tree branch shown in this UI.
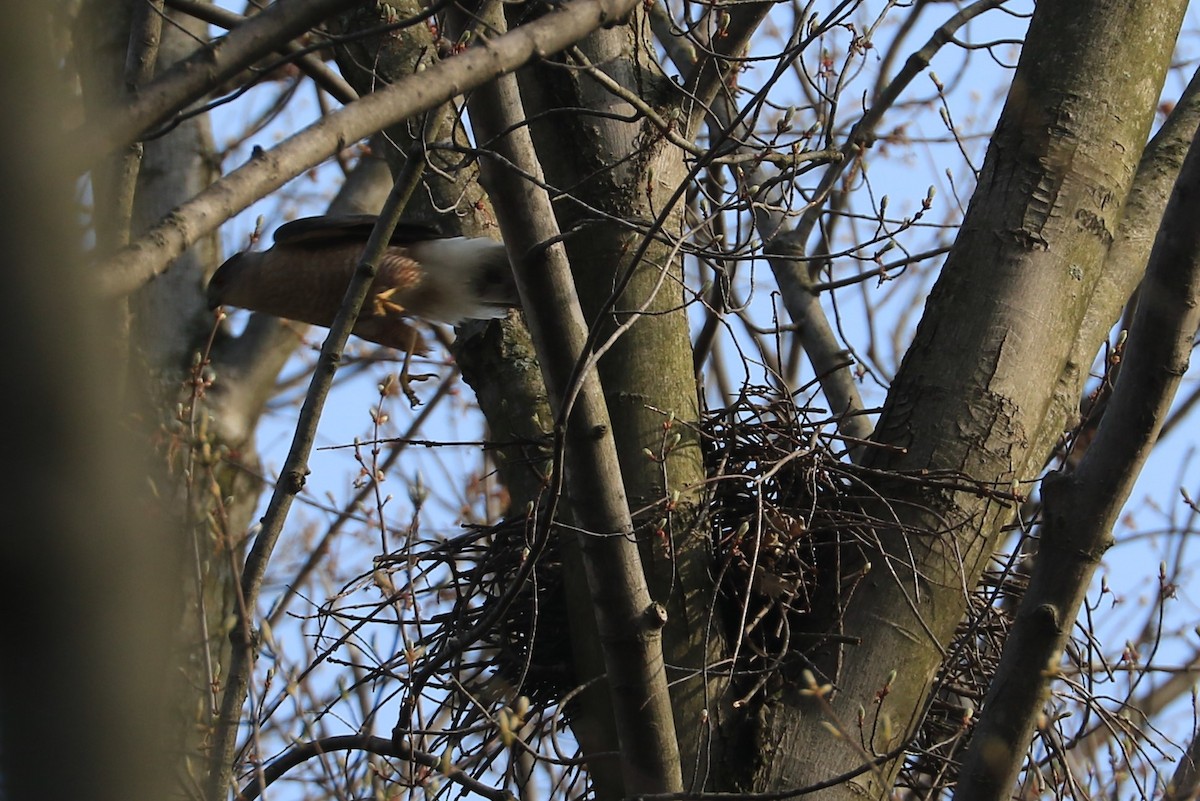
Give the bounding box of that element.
[235,734,512,801]
[164,0,359,104]
[466,11,683,793]
[109,0,164,247]
[204,140,432,801]
[74,0,363,167]
[954,121,1200,801]
[96,0,643,299]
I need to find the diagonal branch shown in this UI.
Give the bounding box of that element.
[953,123,1200,801]
[75,0,363,167]
[465,12,683,796]
[204,139,431,801]
[163,0,359,104]
[95,0,642,299]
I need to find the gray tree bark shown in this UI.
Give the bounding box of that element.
[747,2,1189,797]
[514,12,738,790]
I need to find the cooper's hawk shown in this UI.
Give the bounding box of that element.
[206,214,519,353]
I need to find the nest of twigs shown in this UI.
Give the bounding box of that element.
[416,389,1054,795]
[472,514,574,704]
[448,388,891,705]
[896,540,1027,790]
[703,388,882,696]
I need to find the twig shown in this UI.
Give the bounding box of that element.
[234,734,513,801]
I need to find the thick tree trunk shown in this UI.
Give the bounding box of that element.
[515,16,737,790]
[748,2,1188,797]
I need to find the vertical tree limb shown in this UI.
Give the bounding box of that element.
[954,122,1200,801]
[466,10,684,793]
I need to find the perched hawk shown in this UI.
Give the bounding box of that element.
[207,215,519,353]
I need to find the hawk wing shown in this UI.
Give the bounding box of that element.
[273,215,448,248]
